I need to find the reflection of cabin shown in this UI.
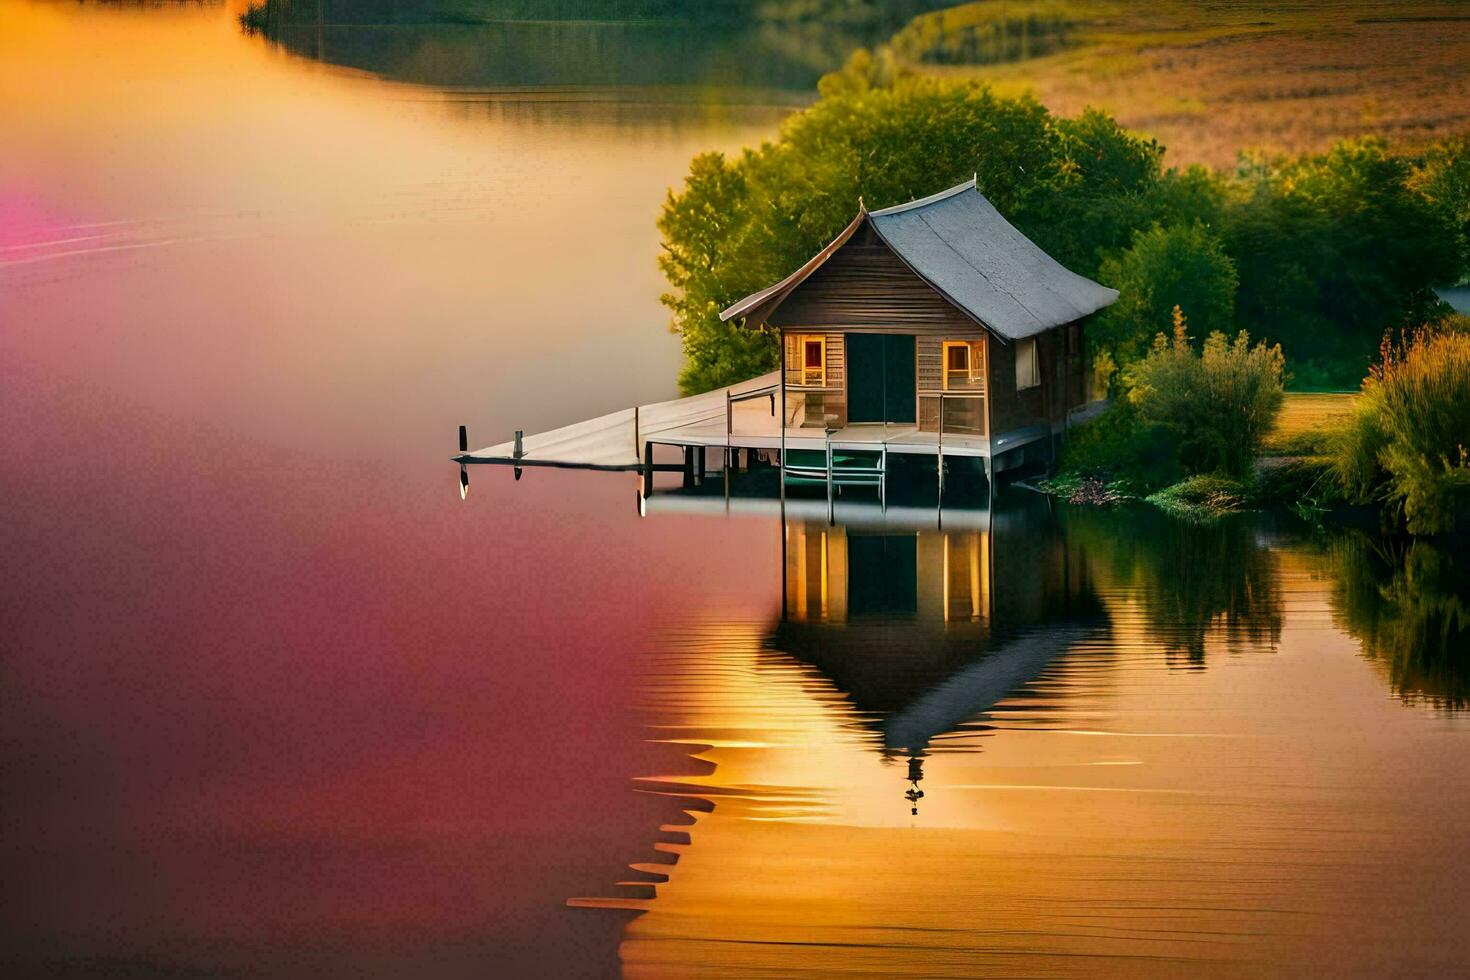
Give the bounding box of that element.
[722,178,1116,468]
[785,523,991,627]
[775,496,1105,724]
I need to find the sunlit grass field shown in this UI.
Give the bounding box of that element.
[1263,391,1358,454]
[893,1,1470,167]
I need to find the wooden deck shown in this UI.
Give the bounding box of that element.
[454,371,1031,470]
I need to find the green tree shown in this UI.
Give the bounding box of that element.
[659,54,1168,393]
[1223,139,1462,388]
[1094,223,1238,373]
[1408,138,1470,284]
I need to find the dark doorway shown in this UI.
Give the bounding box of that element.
[845,334,916,424]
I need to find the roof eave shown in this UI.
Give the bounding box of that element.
[718,208,868,325]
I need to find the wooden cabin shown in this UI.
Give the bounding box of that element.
[720,178,1117,471]
[457,178,1119,499]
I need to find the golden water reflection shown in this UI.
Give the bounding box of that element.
[601,504,1470,976]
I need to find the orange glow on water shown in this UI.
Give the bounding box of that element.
[605,541,1470,977]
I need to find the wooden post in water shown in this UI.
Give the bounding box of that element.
[643,441,654,497]
[458,425,467,453]
[826,436,834,526]
[513,429,524,482]
[937,396,945,515]
[682,446,695,489]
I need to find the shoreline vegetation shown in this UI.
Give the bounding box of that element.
[1048,318,1470,535]
[655,48,1468,536]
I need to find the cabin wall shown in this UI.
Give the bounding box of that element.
[987,326,1084,436]
[768,224,1096,437]
[916,334,987,435]
[769,225,978,335]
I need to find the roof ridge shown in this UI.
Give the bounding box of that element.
[868,177,976,217]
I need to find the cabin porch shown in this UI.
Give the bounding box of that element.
[452,368,1077,516]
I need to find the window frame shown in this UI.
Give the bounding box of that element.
[1015,337,1041,391]
[794,334,826,388]
[942,341,972,389]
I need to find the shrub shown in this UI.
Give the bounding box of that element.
[1094,222,1239,375]
[1056,399,1181,493]
[1128,308,1285,477]
[1333,328,1470,534]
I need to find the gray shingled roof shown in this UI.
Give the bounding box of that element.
[721,179,1118,340]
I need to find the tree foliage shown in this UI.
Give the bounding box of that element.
[1095,223,1238,373]
[660,56,1469,393]
[1222,139,1463,388]
[658,53,1164,393]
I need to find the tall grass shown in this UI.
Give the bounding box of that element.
[1334,326,1470,534]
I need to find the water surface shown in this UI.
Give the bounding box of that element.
[3,4,1469,978]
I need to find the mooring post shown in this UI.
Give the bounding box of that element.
[643,441,654,497]
[513,429,524,481]
[826,436,834,525]
[937,397,945,513]
[682,446,695,488]
[458,425,467,453]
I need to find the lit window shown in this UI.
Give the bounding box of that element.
[795,335,826,386]
[1015,337,1040,390]
[943,341,975,389]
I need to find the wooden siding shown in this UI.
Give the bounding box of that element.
[986,327,1087,435]
[783,332,847,428]
[917,335,987,434]
[917,337,943,392]
[769,224,979,335]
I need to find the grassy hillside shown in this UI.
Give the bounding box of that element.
[887,0,1470,167]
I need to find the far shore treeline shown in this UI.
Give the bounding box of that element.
[660,51,1467,396]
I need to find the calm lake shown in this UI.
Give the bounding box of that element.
[2,3,1468,977]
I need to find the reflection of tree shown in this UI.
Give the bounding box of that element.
[1327,532,1470,711]
[1061,504,1283,663]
